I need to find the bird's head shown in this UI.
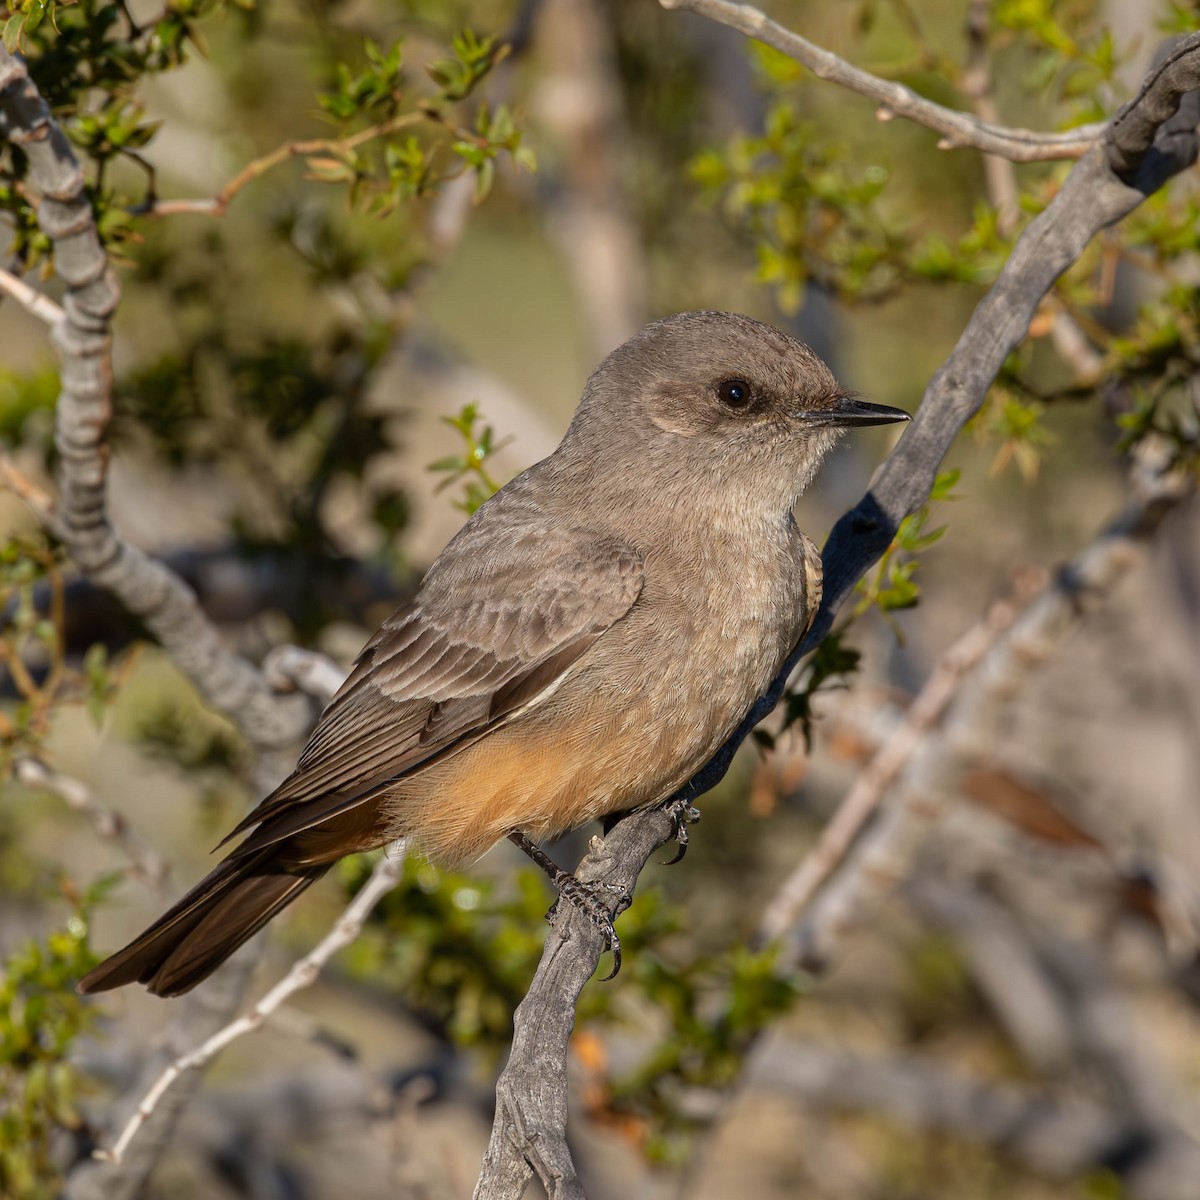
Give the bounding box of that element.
[565,310,909,513]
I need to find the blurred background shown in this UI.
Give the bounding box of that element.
[2,0,1200,1196]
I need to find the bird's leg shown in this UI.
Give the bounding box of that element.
[660,795,702,866]
[507,830,630,979]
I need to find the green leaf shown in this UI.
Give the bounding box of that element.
[82,643,111,730]
[23,0,46,36]
[929,467,961,502]
[3,12,25,50]
[306,156,357,184]
[473,157,495,202]
[781,630,862,747]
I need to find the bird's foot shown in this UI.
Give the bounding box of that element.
[547,876,631,980]
[508,831,631,980]
[661,797,702,866]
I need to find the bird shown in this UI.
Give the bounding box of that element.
[78,310,909,997]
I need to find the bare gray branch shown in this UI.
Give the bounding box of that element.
[471,28,1200,1199]
[788,439,1192,969]
[0,48,309,755]
[659,0,1104,161]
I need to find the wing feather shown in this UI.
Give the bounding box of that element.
[224,526,643,847]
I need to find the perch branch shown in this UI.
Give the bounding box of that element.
[471,29,1200,1198]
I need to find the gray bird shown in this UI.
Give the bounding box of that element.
[79,310,908,997]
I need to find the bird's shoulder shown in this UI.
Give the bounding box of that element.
[417,486,642,653]
[324,479,644,720]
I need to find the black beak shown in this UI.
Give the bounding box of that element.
[800,396,911,429]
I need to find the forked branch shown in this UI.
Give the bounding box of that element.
[0,48,310,756]
[660,0,1104,161]
[471,25,1200,1200]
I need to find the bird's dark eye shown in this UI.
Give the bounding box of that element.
[717,379,751,408]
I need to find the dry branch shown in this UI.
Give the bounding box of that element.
[659,0,1104,161]
[0,48,310,755]
[756,576,1042,944]
[147,113,425,217]
[261,645,348,706]
[96,842,406,1166]
[955,0,1103,377]
[471,26,1200,1199]
[13,757,169,890]
[960,0,1021,230]
[0,444,60,531]
[474,824,673,1200]
[1108,33,1200,175]
[0,45,321,1199]
[0,262,64,323]
[786,439,1192,972]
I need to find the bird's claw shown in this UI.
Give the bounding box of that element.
[546,876,631,981]
[661,799,702,866]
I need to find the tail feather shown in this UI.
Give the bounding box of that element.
[77,853,326,998]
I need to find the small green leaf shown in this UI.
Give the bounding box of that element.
[3,13,25,50]
[929,467,961,502]
[473,157,495,202]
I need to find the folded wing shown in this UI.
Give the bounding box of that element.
[224,526,645,855]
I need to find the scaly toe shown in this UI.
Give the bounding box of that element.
[547,876,629,979]
[662,800,702,866]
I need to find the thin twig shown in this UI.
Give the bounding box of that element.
[96,842,407,1166]
[261,645,347,705]
[0,446,60,533]
[146,113,425,217]
[786,439,1192,971]
[960,0,1021,231]
[757,571,1044,944]
[659,0,1105,161]
[0,263,64,324]
[12,758,169,891]
[1044,294,1105,383]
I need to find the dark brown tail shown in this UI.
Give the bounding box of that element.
[77,851,327,998]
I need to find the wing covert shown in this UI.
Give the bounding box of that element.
[227,527,643,844]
